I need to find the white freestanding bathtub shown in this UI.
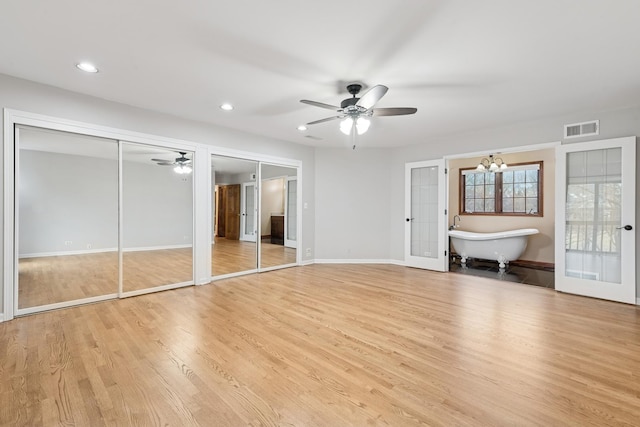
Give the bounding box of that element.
[448,228,539,268]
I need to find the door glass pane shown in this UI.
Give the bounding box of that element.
[211,155,258,276]
[286,178,297,243]
[411,166,439,258]
[260,164,297,269]
[565,148,622,283]
[244,184,257,240]
[122,144,194,292]
[17,126,118,309]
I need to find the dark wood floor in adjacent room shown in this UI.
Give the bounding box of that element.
[2,264,640,426]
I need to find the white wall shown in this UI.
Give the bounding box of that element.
[314,148,392,261]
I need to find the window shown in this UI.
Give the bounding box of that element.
[460,161,543,216]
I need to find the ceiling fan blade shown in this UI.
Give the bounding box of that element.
[356,85,388,109]
[372,107,417,116]
[177,159,192,164]
[151,158,171,162]
[300,100,341,111]
[307,116,343,125]
[156,162,175,166]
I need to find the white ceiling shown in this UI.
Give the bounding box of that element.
[2,1,640,148]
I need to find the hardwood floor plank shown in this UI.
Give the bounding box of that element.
[2,264,640,426]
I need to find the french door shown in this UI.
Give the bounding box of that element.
[555,137,636,304]
[404,159,447,271]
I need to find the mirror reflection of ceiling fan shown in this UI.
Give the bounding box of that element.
[300,83,417,148]
[151,151,193,174]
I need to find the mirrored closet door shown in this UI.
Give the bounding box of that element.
[16,126,119,311]
[260,164,298,270]
[121,143,194,295]
[211,155,258,277]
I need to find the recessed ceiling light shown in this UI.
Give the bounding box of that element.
[297,125,307,131]
[220,103,234,111]
[76,62,99,73]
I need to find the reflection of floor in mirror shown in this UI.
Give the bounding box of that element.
[18,240,298,310]
[18,248,193,309]
[211,237,257,276]
[211,236,296,275]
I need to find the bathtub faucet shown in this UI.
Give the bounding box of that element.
[449,215,461,230]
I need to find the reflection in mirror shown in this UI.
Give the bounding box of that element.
[260,164,298,269]
[122,144,194,293]
[17,126,118,309]
[211,155,258,277]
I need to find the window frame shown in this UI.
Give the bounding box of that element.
[459,161,544,217]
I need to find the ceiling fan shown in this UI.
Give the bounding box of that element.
[300,83,417,148]
[151,151,193,174]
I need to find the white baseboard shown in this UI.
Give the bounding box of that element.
[314,258,398,265]
[299,259,314,266]
[0,312,4,323]
[636,297,640,306]
[19,244,193,258]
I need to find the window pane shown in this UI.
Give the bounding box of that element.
[474,185,485,198]
[465,199,474,212]
[514,170,526,182]
[485,199,495,212]
[514,198,525,212]
[486,173,495,184]
[514,183,525,197]
[503,183,513,198]
[474,199,485,212]
[465,185,474,199]
[486,184,495,197]
[526,198,538,214]
[525,183,538,197]
[465,174,474,185]
[503,197,513,212]
[503,171,513,183]
[526,169,538,182]
[476,173,485,185]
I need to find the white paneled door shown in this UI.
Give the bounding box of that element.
[404,159,447,271]
[556,137,636,304]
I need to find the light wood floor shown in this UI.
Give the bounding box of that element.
[18,239,295,309]
[3,264,640,426]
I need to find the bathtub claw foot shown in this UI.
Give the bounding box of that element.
[497,255,507,269]
[460,254,468,265]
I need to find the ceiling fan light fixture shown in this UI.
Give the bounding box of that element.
[220,103,234,111]
[356,117,370,135]
[174,164,192,174]
[339,117,353,135]
[297,125,307,131]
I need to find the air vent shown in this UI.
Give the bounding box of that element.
[564,120,599,139]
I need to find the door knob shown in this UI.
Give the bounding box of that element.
[616,225,633,231]
[406,218,414,222]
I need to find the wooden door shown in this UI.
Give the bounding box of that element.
[217,186,226,237]
[225,184,241,240]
